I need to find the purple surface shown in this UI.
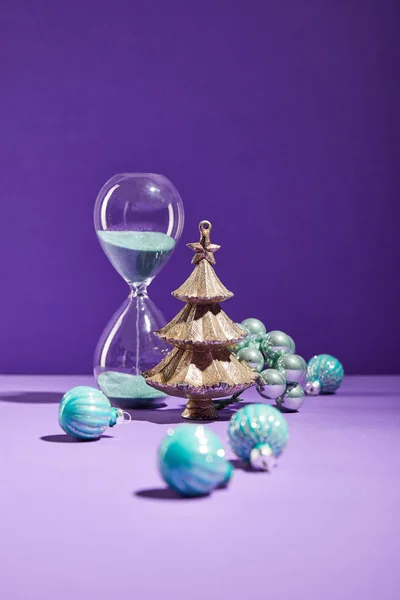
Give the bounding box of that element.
[0,2,399,375]
[1,375,399,599]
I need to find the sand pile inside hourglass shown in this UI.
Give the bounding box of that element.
[97,230,176,284]
[97,370,166,405]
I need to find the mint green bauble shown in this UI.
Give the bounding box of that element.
[261,331,295,366]
[231,323,250,352]
[240,318,267,337]
[276,383,305,412]
[232,319,266,354]
[257,368,287,400]
[237,347,265,373]
[276,353,307,384]
[248,332,266,352]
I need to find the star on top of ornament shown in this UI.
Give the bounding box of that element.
[187,220,220,264]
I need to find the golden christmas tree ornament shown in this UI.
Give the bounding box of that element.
[144,220,256,420]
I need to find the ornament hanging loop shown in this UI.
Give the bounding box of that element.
[123,411,132,423]
[115,408,132,424]
[199,220,212,246]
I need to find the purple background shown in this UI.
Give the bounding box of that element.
[1,1,399,374]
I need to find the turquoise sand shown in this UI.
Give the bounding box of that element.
[97,230,176,284]
[97,371,167,409]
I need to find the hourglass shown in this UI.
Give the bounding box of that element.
[93,173,184,408]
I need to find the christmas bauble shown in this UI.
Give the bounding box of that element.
[59,386,122,440]
[249,336,263,348]
[276,353,307,383]
[276,383,305,412]
[240,318,267,337]
[261,330,294,365]
[228,404,289,471]
[257,368,287,399]
[249,332,266,351]
[231,323,250,352]
[237,346,265,373]
[306,354,344,395]
[158,424,233,497]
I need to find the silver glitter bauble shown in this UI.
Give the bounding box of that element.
[276,353,307,383]
[257,368,287,400]
[237,346,265,373]
[276,383,305,412]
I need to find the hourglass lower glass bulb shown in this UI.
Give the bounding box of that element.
[58,386,130,440]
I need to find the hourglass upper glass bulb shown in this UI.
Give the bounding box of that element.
[94,173,184,287]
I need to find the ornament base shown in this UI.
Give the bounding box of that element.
[181,397,219,420]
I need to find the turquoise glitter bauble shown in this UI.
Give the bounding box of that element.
[257,368,287,400]
[158,424,233,497]
[276,353,307,383]
[59,386,121,440]
[306,354,344,395]
[240,318,267,337]
[237,346,265,373]
[228,404,289,471]
[276,383,305,412]
[261,331,295,366]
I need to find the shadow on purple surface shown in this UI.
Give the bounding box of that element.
[40,434,113,443]
[126,408,185,425]
[276,405,301,414]
[126,403,250,425]
[339,391,400,397]
[0,392,62,404]
[135,487,207,501]
[229,459,259,472]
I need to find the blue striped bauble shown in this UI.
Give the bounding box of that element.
[306,354,344,395]
[59,386,120,440]
[158,424,233,497]
[228,404,289,471]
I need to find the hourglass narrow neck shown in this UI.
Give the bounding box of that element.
[130,282,149,298]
